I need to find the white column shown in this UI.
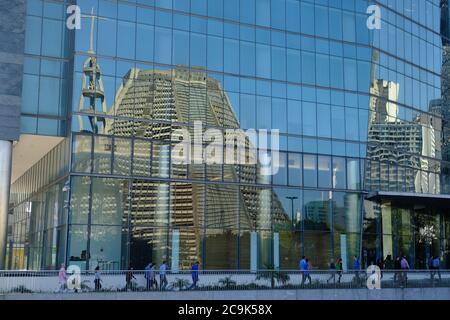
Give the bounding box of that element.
[250,231,257,272]
[171,229,179,273]
[155,145,170,263]
[340,234,348,272]
[0,140,12,269]
[273,233,279,270]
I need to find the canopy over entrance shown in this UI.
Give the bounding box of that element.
[366,191,450,208]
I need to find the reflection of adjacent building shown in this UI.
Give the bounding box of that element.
[430,47,450,194]
[75,60,290,269]
[363,25,447,266]
[366,79,441,194]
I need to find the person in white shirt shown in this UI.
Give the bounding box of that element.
[94,266,102,291]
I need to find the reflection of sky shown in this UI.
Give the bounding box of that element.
[71,2,449,164]
[73,7,446,117]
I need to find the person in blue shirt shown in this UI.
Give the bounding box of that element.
[304,259,312,285]
[189,261,200,289]
[299,256,307,270]
[353,256,361,270]
[353,256,361,284]
[299,256,311,285]
[144,262,152,290]
[431,256,441,282]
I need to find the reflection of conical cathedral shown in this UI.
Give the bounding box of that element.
[97,67,289,269]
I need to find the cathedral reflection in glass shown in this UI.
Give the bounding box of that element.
[7,0,450,271]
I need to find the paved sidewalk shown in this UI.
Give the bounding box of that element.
[2,287,450,300]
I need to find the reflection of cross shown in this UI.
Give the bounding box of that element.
[81,8,108,54]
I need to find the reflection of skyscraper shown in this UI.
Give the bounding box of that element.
[366,79,441,194]
[433,0,450,193]
[367,80,421,192]
[97,66,289,269]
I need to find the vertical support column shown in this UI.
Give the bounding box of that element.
[0,140,13,269]
[171,229,179,273]
[273,232,279,270]
[340,234,348,272]
[250,231,257,272]
[155,145,170,264]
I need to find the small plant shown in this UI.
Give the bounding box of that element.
[218,276,237,289]
[171,278,190,291]
[11,285,33,293]
[80,280,91,291]
[255,264,290,288]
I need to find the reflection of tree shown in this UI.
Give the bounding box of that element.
[417,225,437,245]
[414,214,438,245]
[414,213,439,268]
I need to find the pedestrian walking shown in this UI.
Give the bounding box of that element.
[150,263,158,289]
[377,258,384,279]
[144,262,152,290]
[326,259,336,284]
[353,256,361,284]
[301,258,311,285]
[94,266,102,291]
[189,261,200,289]
[160,261,168,290]
[400,256,410,287]
[126,266,136,291]
[336,258,343,283]
[58,263,67,293]
[432,256,442,282]
[429,256,435,279]
[394,256,401,284]
[384,255,393,270]
[299,256,307,285]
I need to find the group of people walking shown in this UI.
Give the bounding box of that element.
[57,264,102,292]
[300,256,358,285]
[299,254,422,286]
[58,254,442,291]
[142,261,169,290]
[326,258,344,284]
[141,260,200,290]
[59,260,200,292]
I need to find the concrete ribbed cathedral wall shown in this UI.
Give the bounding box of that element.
[0,0,25,141]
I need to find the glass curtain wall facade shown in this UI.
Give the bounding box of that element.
[7,139,70,269]
[6,0,450,270]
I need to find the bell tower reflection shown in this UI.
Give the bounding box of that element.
[78,8,108,134]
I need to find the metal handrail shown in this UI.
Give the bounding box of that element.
[0,269,449,294]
